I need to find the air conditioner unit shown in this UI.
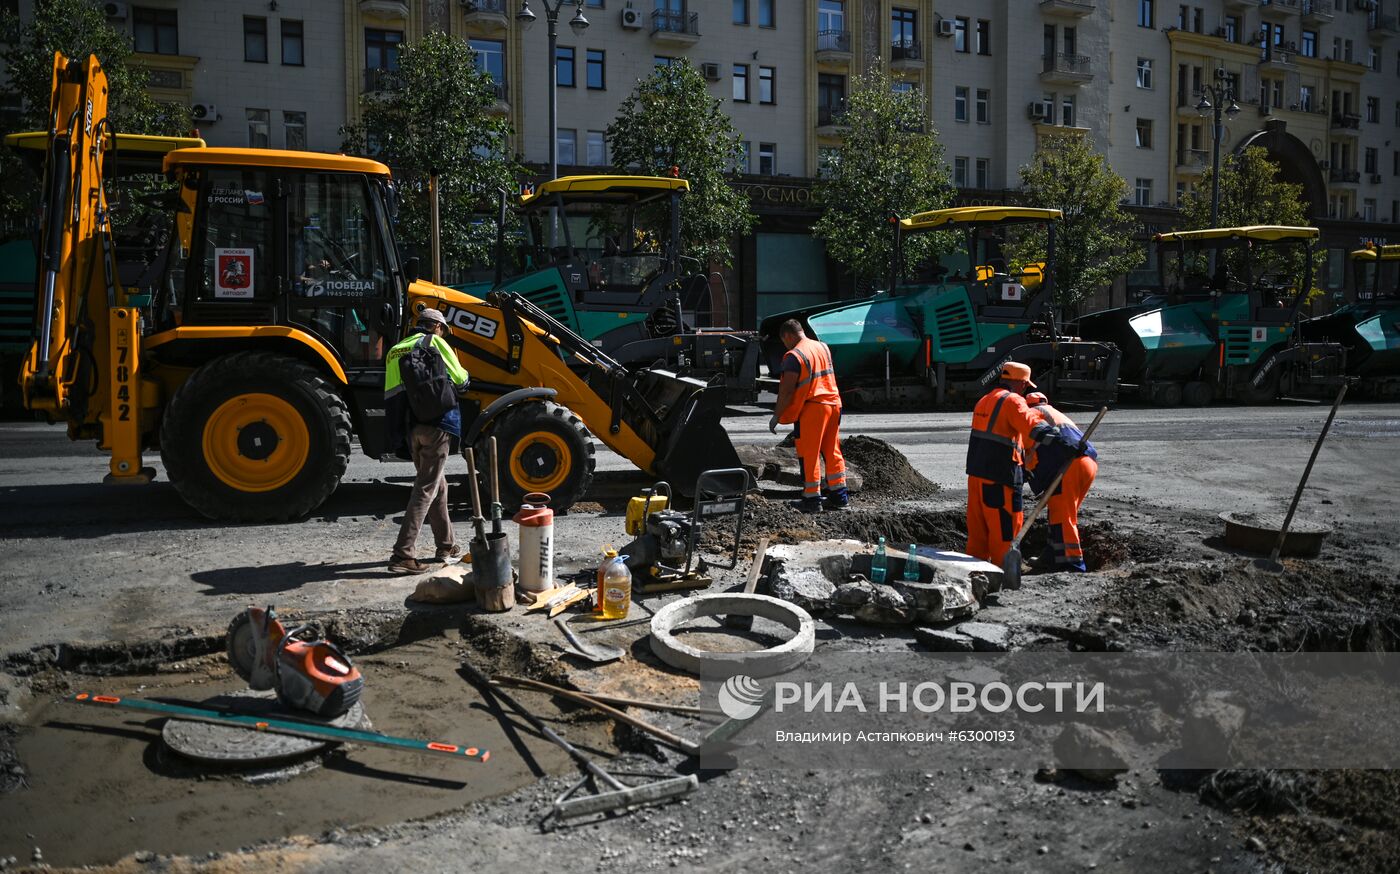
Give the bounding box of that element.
[191,103,218,123]
[701,62,721,80]
[103,1,128,19]
[937,19,956,37]
[1028,101,1051,120]
[621,7,644,29]
[1370,173,1384,184]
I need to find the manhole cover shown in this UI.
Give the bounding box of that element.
[161,690,371,766]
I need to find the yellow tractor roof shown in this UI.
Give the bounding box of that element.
[1154,226,1319,243]
[520,174,690,207]
[4,131,207,152]
[164,147,390,176]
[1350,244,1400,261]
[899,206,1062,232]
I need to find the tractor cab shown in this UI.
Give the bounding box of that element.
[1297,244,1400,396]
[1349,243,1400,303]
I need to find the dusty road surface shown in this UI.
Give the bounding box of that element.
[1,402,1397,872]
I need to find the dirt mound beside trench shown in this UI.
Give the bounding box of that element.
[839,435,939,500]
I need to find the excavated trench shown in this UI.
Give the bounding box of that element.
[0,612,613,869]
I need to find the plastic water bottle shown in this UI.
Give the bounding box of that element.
[600,555,633,620]
[871,536,888,583]
[903,543,920,581]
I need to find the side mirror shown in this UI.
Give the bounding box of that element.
[403,256,420,284]
[377,301,396,334]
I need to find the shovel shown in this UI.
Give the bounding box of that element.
[488,436,503,536]
[1253,381,1349,574]
[1001,406,1109,590]
[553,617,624,664]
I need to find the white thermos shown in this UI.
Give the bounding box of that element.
[513,494,554,592]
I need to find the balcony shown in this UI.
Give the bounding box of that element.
[1258,48,1298,71]
[1329,168,1360,185]
[890,38,922,69]
[363,67,400,93]
[1223,0,1258,8]
[1176,148,1209,174]
[1039,0,1095,17]
[1039,53,1092,84]
[359,0,409,18]
[461,0,508,30]
[1368,14,1399,39]
[651,9,700,46]
[1259,0,1300,18]
[815,29,852,63]
[816,105,847,133]
[1301,0,1334,23]
[1330,112,1362,136]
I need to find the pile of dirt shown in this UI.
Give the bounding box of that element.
[703,496,967,556]
[839,435,939,500]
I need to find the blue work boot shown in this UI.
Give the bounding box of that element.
[823,487,850,510]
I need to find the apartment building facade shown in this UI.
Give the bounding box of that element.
[4,0,1397,316]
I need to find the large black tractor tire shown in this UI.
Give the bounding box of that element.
[1150,381,1183,407]
[1182,380,1213,407]
[161,351,352,521]
[483,401,595,513]
[1233,361,1282,405]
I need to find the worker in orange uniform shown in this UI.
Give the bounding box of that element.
[965,361,1060,565]
[770,319,847,513]
[1023,392,1099,572]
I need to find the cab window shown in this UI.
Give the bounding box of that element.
[194,168,272,302]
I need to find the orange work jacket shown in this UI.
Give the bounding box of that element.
[964,387,1042,487]
[779,337,841,422]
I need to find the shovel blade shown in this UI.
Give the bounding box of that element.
[1000,546,1022,590]
[1252,557,1285,574]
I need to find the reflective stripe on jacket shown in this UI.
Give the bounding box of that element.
[779,337,840,422]
[1025,402,1098,494]
[965,387,1043,486]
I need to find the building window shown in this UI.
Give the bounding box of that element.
[1395,101,1400,127]
[471,39,504,83]
[1366,96,1380,123]
[975,88,989,123]
[954,86,968,122]
[1136,118,1153,148]
[133,7,178,55]
[758,142,776,175]
[818,0,844,35]
[1135,178,1153,206]
[283,110,306,150]
[953,156,968,188]
[1365,147,1378,174]
[366,29,402,70]
[244,17,267,63]
[892,8,916,50]
[654,55,675,68]
[818,73,845,121]
[586,49,605,89]
[1301,30,1317,58]
[586,130,606,166]
[975,158,990,189]
[281,20,304,66]
[1344,39,1353,64]
[1224,14,1239,43]
[733,64,749,102]
[759,66,775,104]
[733,0,747,25]
[1061,95,1075,127]
[1369,47,1380,72]
[1300,85,1315,113]
[1138,0,1153,29]
[587,0,603,6]
[818,146,839,178]
[737,141,751,173]
[557,129,577,165]
[757,0,774,28]
[953,17,968,53]
[1363,198,1376,222]
[556,46,575,87]
[976,19,990,55]
[1136,58,1153,89]
[247,108,269,148]
[891,80,914,94]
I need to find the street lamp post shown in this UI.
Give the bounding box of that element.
[516,0,589,182]
[1196,68,1241,227]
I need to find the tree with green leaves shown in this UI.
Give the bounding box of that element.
[812,69,952,289]
[1004,133,1143,314]
[339,31,517,275]
[605,59,755,268]
[1,0,190,229]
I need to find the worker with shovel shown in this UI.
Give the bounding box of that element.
[1023,392,1099,572]
[965,362,1060,566]
[770,319,847,513]
[384,308,470,574]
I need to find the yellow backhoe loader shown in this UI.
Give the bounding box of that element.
[19,52,739,520]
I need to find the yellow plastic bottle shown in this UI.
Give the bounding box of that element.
[593,546,618,615]
[600,555,633,620]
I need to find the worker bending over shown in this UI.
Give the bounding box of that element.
[770,319,847,513]
[1023,392,1099,572]
[965,361,1059,565]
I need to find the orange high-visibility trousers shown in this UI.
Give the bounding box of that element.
[796,402,845,499]
[1045,456,1097,571]
[965,476,1023,565]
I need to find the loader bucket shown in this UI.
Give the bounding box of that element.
[627,369,741,494]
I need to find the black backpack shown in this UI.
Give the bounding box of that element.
[399,333,458,423]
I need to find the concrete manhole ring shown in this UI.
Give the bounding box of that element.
[649,593,814,678]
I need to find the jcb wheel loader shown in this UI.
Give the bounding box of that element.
[20,52,738,521]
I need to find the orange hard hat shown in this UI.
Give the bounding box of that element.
[1026,392,1048,405]
[999,361,1036,388]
